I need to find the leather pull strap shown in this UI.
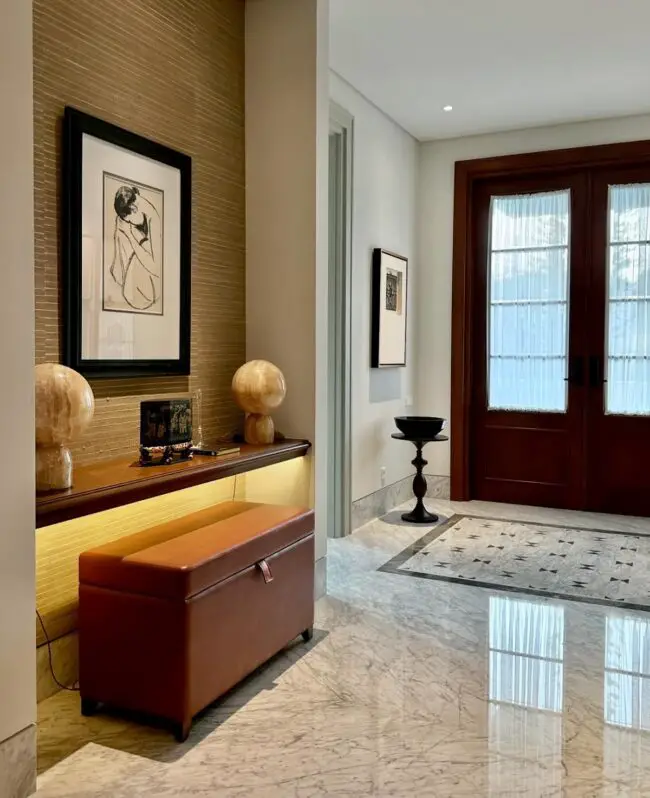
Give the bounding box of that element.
[258,559,273,584]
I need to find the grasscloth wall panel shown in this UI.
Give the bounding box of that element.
[34,0,245,464]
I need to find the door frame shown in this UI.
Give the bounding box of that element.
[327,101,353,537]
[451,138,650,501]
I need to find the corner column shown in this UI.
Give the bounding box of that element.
[245,0,330,595]
[0,0,37,794]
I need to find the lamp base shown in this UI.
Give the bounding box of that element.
[36,445,72,492]
[244,414,275,445]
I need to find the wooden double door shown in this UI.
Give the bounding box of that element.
[471,165,650,516]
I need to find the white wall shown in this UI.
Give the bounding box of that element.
[418,113,650,477]
[330,72,419,501]
[246,0,330,559]
[0,0,36,744]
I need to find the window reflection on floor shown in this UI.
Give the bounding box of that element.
[488,595,565,795]
[603,614,650,785]
[489,595,564,711]
[605,614,650,731]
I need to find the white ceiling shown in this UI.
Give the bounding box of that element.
[329,0,650,141]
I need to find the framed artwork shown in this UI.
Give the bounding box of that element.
[62,107,192,378]
[371,248,408,368]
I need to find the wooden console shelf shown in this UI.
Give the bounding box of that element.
[36,440,311,528]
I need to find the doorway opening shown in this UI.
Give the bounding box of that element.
[327,102,353,538]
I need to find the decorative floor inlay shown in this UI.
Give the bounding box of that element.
[381,514,650,611]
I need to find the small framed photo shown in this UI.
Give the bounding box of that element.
[63,107,192,378]
[371,248,408,367]
[140,399,192,448]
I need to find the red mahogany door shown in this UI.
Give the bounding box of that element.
[471,174,589,509]
[587,169,650,516]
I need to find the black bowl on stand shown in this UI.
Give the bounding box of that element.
[394,416,446,439]
[392,416,448,524]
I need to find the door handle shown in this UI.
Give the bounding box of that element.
[589,355,605,388]
[566,355,584,386]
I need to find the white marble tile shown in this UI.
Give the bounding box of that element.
[0,725,36,798]
[35,500,650,797]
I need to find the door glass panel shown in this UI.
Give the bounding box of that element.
[488,190,570,412]
[607,184,650,415]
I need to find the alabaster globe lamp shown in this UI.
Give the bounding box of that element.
[35,363,95,491]
[232,360,286,445]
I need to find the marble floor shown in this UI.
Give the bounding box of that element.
[36,498,650,797]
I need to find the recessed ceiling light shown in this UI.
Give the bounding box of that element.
[443,105,453,112]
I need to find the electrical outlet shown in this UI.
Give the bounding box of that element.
[405,395,413,407]
[380,466,387,486]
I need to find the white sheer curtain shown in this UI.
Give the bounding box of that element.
[607,184,650,415]
[605,615,650,730]
[488,595,564,712]
[488,597,565,793]
[488,190,570,412]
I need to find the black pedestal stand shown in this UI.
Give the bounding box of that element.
[391,433,449,524]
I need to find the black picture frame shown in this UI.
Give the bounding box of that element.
[63,107,192,378]
[371,248,408,368]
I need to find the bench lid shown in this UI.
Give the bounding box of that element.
[79,502,314,600]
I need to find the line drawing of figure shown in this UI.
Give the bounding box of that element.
[109,185,162,312]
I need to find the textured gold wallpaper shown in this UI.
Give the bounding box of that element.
[33,0,246,464]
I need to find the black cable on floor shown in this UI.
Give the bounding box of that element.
[36,609,79,693]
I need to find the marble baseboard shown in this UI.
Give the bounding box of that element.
[351,477,414,530]
[315,556,327,600]
[0,725,36,798]
[37,633,78,703]
[425,474,450,500]
[351,474,450,530]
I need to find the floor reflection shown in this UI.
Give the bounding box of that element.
[488,596,565,795]
[487,594,650,794]
[603,614,650,788]
[489,595,564,712]
[605,614,650,731]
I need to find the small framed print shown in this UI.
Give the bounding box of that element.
[371,248,408,368]
[62,107,192,378]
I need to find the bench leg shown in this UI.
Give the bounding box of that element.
[301,626,313,643]
[81,698,99,717]
[172,719,192,743]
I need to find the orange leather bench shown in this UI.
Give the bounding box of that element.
[78,501,315,740]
